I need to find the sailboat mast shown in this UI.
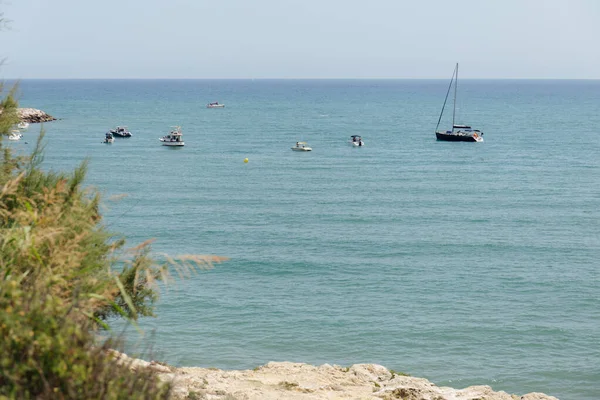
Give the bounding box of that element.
[434,64,457,133]
[452,63,458,130]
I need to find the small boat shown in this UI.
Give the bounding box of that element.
[350,135,364,147]
[110,126,132,138]
[435,63,483,143]
[291,141,312,151]
[8,130,23,141]
[159,126,185,146]
[17,121,29,130]
[207,102,225,108]
[103,132,115,144]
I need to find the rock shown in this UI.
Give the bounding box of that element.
[16,108,56,123]
[109,351,559,400]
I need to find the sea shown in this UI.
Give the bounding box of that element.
[8,79,600,400]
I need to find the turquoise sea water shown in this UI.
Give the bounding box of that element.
[10,79,600,400]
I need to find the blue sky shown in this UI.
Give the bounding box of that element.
[1,0,599,79]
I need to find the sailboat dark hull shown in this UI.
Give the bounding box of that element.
[436,131,479,142]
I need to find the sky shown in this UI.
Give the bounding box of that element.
[1,0,599,79]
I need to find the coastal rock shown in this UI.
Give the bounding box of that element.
[111,352,559,400]
[16,108,56,123]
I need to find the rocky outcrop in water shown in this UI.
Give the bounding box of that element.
[17,108,56,123]
[113,351,558,400]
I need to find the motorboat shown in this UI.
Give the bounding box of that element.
[434,63,484,142]
[110,126,132,138]
[291,141,312,151]
[103,132,114,144]
[8,130,23,141]
[159,126,185,146]
[350,135,364,146]
[17,121,29,130]
[207,102,225,108]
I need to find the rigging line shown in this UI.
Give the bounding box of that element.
[104,196,143,230]
[435,65,457,132]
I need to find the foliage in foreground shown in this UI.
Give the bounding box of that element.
[0,279,172,400]
[0,86,227,398]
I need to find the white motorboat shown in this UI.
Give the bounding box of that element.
[110,126,132,138]
[8,130,23,141]
[159,126,185,146]
[291,141,312,151]
[17,121,29,130]
[207,102,225,108]
[350,135,364,146]
[103,132,114,143]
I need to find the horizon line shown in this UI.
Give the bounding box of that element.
[3,77,600,81]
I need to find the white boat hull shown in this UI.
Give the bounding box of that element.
[291,147,312,151]
[160,140,185,146]
[207,104,225,108]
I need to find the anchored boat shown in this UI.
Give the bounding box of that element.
[435,63,483,143]
[110,126,132,138]
[103,132,114,144]
[291,142,312,151]
[350,135,364,147]
[159,126,185,146]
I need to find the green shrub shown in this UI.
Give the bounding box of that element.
[0,275,172,399]
[0,85,226,398]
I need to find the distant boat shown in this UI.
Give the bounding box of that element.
[110,126,132,138]
[435,63,483,143]
[207,102,225,108]
[159,126,185,146]
[17,121,29,130]
[291,141,312,151]
[8,130,23,141]
[349,135,364,147]
[103,132,114,144]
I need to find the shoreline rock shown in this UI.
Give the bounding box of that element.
[17,108,56,123]
[113,352,558,400]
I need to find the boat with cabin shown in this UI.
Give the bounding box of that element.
[110,126,132,138]
[103,132,114,144]
[207,102,225,108]
[17,121,29,130]
[159,126,185,146]
[350,135,364,146]
[8,130,23,141]
[291,142,312,151]
[435,63,483,142]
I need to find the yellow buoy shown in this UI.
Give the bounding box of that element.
[243,158,249,163]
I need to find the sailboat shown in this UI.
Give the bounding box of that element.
[435,63,483,142]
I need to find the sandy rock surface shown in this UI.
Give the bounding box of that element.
[113,352,559,400]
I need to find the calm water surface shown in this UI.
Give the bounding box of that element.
[10,79,600,400]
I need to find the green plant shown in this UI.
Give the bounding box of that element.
[0,276,172,399]
[0,82,227,398]
[278,381,299,390]
[389,369,411,378]
[186,390,205,400]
